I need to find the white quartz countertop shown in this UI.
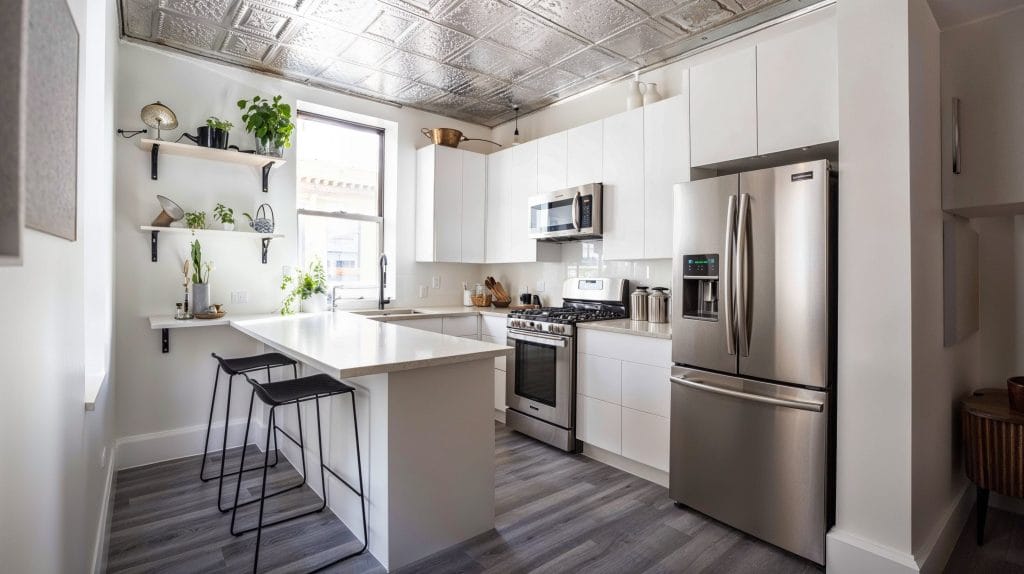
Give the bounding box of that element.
[230,312,512,379]
[578,318,673,340]
[342,305,513,320]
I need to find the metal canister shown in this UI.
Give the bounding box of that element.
[630,286,650,321]
[648,287,670,323]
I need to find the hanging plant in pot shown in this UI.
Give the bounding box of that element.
[237,95,294,158]
[281,258,328,315]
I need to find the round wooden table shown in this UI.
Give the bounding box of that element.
[962,388,1024,545]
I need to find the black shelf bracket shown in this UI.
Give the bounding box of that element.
[151,230,159,262]
[261,238,272,264]
[151,144,160,180]
[162,328,169,353]
[262,161,275,193]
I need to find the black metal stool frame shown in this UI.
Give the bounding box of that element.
[230,374,368,574]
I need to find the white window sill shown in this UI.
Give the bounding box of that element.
[85,371,107,411]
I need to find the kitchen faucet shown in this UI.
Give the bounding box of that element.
[378,253,390,310]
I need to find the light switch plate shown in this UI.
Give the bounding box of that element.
[536,280,545,292]
[431,276,441,289]
[419,285,428,298]
[231,291,249,304]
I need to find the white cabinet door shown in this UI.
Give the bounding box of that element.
[461,151,486,263]
[578,353,621,404]
[480,315,508,339]
[620,361,671,418]
[442,315,480,337]
[602,108,645,261]
[433,145,463,262]
[621,408,670,471]
[494,369,507,412]
[389,317,444,333]
[481,333,508,371]
[567,119,603,187]
[537,132,568,193]
[690,47,757,166]
[644,91,690,260]
[511,140,539,262]
[756,17,838,154]
[485,149,512,263]
[577,395,621,454]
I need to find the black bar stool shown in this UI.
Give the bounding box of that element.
[230,372,368,573]
[201,352,298,511]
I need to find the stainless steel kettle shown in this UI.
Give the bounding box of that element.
[648,287,670,324]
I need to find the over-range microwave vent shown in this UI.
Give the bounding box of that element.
[529,183,603,242]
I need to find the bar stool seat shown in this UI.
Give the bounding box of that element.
[252,374,354,405]
[216,352,296,375]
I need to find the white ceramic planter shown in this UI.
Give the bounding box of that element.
[222,222,235,231]
[300,293,327,313]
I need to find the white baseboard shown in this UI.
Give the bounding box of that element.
[494,408,505,424]
[90,448,116,574]
[581,443,669,488]
[914,484,974,574]
[827,530,919,574]
[115,417,253,470]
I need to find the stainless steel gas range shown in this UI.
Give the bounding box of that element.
[505,277,629,452]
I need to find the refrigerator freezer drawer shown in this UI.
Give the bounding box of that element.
[669,367,828,565]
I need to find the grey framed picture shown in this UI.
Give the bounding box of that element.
[24,0,79,242]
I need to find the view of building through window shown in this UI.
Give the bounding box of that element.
[296,112,383,299]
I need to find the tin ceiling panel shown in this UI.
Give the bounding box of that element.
[120,0,810,126]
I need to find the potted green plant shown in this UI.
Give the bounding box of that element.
[280,258,328,315]
[206,117,233,149]
[184,211,206,230]
[213,203,235,231]
[237,95,294,158]
[190,239,214,313]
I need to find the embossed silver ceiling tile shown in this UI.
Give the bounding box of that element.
[357,70,412,95]
[395,81,447,104]
[156,11,223,50]
[364,8,419,43]
[306,0,382,33]
[266,45,331,76]
[159,0,231,22]
[338,36,396,67]
[600,21,675,59]
[399,19,474,59]
[624,0,686,17]
[447,40,542,83]
[518,66,582,95]
[485,11,587,63]
[437,0,518,36]
[662,0,736,32]
[529,0,644,42]
[416,63,478,92]
[280,21,355,54]
[556,47,630,77]
[378,50,437,79]
[319,59,377,85]
[486,83,546,108]
[223,31,275,61]
[232,2,292,39]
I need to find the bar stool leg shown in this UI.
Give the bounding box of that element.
[199,364,222,481]
[252,406,276,574]
[230,391,256,535]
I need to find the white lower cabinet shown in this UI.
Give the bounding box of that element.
[388,317,444,333]
[442,315,480,337]
[494,369,507,413]
[577,329,671,472]
[480,318,510,413]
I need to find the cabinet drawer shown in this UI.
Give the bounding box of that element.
[622,407,670,472]
[442,315,480,337]
[481,334,508,370]
[578,353,621,404]
[621,361,671,418]
[494,369,507,412]
[576,395,621,454]
[389,317,443,333]
[481,315,508,338]
[578,330,671,367]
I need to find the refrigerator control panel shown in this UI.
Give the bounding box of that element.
[683,254,719,278]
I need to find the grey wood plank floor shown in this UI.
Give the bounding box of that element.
[107,422,828,573]
[944,505,1024,574]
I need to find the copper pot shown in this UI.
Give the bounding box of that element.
[421,127,502,149]
[1009,376,1024,412]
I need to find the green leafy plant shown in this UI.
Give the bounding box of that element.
[237,95,294,149]
[213,203,234,225]
[190,240,213,284]
[184,211,206,230]
[280,258,327,315]
[206,116,233,131]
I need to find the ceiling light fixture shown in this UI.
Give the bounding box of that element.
[513,106,521,146]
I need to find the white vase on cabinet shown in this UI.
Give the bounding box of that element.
[626,79,644,110]
[643,83,661,105]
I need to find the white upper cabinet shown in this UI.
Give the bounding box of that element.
[537,132,568,193]
[756,16,838,155]
[644,89,690,260]
[690,47,758,167]
[602,108,646,261]
[566,119,603,187]
[485,148,513,263]
[508,140,560,263]
[415,145,485,263]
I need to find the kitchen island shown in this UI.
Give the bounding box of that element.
[229,312,511,571]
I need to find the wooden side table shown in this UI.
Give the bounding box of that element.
[962,388,1024,544]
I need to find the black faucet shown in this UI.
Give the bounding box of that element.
[378,253,390,310]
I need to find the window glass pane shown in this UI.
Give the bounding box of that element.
[296,115,380,216]
[299,215,380,291]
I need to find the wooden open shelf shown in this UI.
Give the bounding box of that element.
[140,225,284,264]
[139,138,286,192]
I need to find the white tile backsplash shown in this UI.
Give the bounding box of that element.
[482,241,672,306]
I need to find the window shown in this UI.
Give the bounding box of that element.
[296,111,384,300]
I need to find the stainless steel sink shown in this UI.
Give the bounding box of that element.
[348,309,424,317]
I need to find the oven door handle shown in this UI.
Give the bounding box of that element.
[508,330,567,347]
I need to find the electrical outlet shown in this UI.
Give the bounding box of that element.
[419,285,428,298]
[431,275,441,289]
[231,291,249,304]
[536,280,546,292]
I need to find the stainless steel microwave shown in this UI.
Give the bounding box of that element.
[528,183,603,241]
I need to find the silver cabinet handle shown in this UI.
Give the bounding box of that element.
[722,195,737,356]
[572,191,581,231]
[670,376,824,412]
[508,330,567,348]
[952,97,961,174]
[735,193,751,357]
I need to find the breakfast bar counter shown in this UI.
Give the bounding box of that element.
[228,312,511,571]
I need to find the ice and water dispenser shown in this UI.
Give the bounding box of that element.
[681,254,719,321]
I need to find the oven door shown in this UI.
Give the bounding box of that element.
[506,329,574,428]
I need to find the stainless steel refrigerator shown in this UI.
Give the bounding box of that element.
[669,159,835,565]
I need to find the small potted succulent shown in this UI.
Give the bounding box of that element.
[281,258,328,315]
[190,239,214,314]
[237,95,294,158]
[184,211,206,230]
[213,203,235,231]
[206,117,233,149]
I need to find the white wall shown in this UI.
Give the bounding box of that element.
[0,0,118,572]
[113,42,491,460]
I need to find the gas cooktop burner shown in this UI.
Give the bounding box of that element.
[508,307,626,324]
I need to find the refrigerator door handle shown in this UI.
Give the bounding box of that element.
[670,376,824,412]
[735,193,751,357]
[723,195,737,356]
